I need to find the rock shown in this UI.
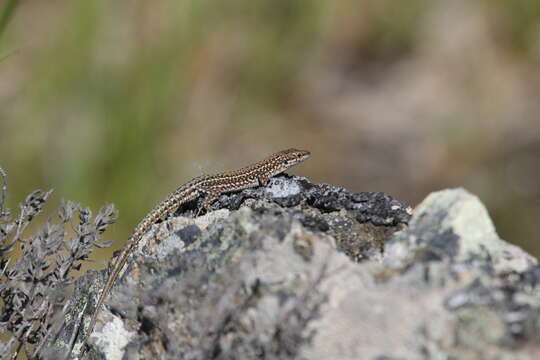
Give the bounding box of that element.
[70,178,539,360]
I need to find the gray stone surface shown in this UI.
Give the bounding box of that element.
[72,178,539,360]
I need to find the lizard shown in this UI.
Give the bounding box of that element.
[85,148,311,343]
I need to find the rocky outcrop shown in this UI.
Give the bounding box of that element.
[67,175,539,359]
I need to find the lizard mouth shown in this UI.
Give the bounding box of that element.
[297,150,311,163]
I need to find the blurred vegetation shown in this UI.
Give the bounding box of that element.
[1,0,539,266]
[0,0,18,39]
[485,0,540,53]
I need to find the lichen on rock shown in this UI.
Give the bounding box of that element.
[71,177,539,360]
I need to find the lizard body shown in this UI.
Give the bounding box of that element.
[86,148,310,337]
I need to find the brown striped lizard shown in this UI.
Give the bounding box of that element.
[85,148,310,342]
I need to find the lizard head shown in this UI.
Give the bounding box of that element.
[268,148,311,175]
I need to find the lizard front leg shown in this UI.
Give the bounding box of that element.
[258,175,269,186]
[196,190,220,216]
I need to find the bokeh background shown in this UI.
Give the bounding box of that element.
[1,0,539,266]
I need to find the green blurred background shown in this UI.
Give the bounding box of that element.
[1,0,539,267]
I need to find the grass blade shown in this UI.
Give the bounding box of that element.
[0,0,19,40]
